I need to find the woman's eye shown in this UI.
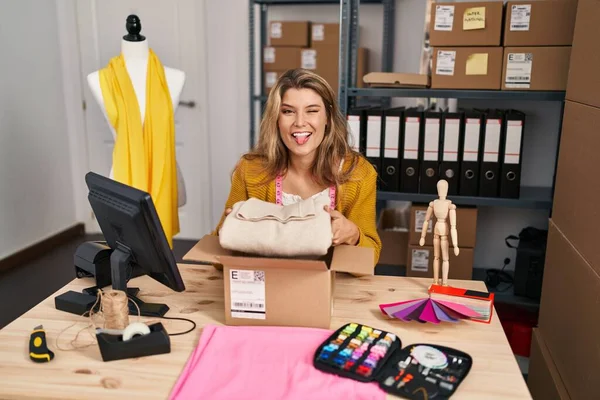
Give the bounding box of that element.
[307,110,319,113]
[282,109,293,114]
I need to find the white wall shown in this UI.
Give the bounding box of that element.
[0,0,78,260]
[205,0,252,229]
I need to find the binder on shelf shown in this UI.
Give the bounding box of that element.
[440,110,464,196]
[478,109,505,198]
[346,106,371,155]
[365,108,383,184]
[400,108,423,193]
[381,107,404,192]
[420,111,442,194]
[459,110,484,197]
[500,110,526,199]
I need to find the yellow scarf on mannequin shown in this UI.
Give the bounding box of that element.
[99,49,179,248]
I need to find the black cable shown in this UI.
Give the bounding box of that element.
[122,285,197,336]
[485,258,514,291]
[160,315,197,336]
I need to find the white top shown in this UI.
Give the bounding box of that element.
[279,160,343,206]
[281,188,330,206]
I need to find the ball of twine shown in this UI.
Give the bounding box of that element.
[56,288,141,351]
[100,290,130,330]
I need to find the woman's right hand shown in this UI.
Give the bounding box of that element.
[225,208,232,216]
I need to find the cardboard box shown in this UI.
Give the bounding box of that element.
[566,0,600,108]
[504,1,577,46]
[363,72,430,88]
[409,204,478,248]
[552,101,600,274]
[431,46,503,89]
[538,220,600,400]
[268,21,310,47]
[301,45,368,91]
[263,47,302,72]
[302,44,338,87]
[501,46,571,91]
[528,328,571,400]
[311,23,339,46]
[377,207,409,266]
[264,71,284,94]
[183,235,374,329]
[429,2,504,46]
[406,244,473,280]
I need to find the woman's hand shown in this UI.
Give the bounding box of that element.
[225,208,232,216]
[324,206,360,246]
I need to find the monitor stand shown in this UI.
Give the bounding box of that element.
[107,245,170,318]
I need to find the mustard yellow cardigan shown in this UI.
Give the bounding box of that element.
[212,155,382,265]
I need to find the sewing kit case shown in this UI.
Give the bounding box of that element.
[313,322,473,399]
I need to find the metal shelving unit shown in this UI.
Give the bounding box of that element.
[249,0,395,147]
[337,0,566,213]
[377,186,553,210]
[249,0,566,212]
[347,87,566,102]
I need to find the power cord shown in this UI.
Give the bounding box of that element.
[121,278,197,337]
[160,316,197,336]
[485,258,514,292]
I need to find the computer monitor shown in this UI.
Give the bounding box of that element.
[83,171,186,317]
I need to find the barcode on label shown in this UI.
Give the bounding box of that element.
[438,69,453,73]
[512,24,528,28]
[437,24,451,28]
[507,76,529,80]
[254,271,265,282]
[233,302,264,309]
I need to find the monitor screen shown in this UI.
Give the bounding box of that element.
[85,172,185,293]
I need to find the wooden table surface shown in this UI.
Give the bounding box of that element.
[0,264,531,400]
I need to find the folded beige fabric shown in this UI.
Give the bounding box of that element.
[219,196,333,257]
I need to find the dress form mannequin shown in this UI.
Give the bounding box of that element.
[419,180,460,286]
[87,14,187,206]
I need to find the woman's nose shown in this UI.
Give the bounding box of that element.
[294,113,305,127]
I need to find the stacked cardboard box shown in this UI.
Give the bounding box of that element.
[406,204,478,280]
[263,21,309,94]
[430,1,505,89]
[263,21,368,94]
[429,1,576,91]
[377,206,410,266]
[529,1,599,399]
[501,1,576,91]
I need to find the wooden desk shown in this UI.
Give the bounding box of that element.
[0,264,531,399]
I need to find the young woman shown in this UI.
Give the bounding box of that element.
[213,68,382,264]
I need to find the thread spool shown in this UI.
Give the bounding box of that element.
[100,290,130,330]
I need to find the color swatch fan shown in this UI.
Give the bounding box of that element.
[379,297,482,324]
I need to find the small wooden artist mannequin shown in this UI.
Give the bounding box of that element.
[419,180,459,286]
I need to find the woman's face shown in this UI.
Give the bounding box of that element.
[278,88,327,161]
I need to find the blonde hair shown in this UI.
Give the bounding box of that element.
[242,68,360,187]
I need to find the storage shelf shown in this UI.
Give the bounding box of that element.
[349,87,566,101]
[472,269,540,309]
[375,266,541,309]
[377,186,552,210]
[254,0,382,4]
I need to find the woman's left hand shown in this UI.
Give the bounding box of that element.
[324,206,360,246]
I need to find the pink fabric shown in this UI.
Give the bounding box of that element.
[169,324,386,400]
